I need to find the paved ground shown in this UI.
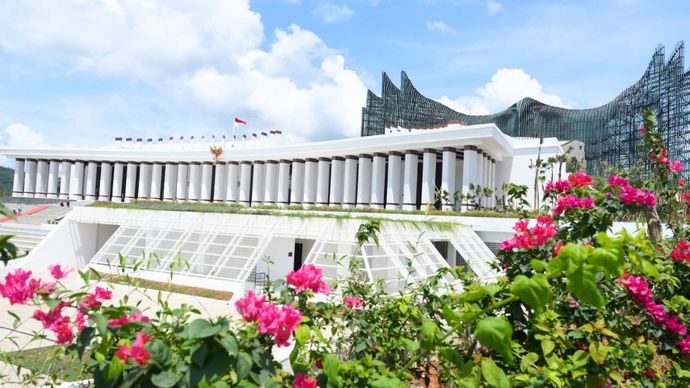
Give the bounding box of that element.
[3,203,72,225]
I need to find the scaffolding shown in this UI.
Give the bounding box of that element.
[361,42,690,175]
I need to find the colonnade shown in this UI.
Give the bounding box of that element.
[10,147,497,210]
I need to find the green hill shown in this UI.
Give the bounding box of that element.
[0,166,13,195]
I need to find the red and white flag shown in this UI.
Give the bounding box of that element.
[234,117,248,125]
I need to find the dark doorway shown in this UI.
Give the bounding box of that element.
[293,243,303,271]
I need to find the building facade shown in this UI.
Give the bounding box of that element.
[361,42,690,175]
[3,124,566,212]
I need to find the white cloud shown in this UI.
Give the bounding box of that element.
[487,1,502,14]
[437,68,567,115]
[0,124,49,167]
[426,21,455,34]
[0,1,368,141]
[312,2,355,23]
[3,124,48,148]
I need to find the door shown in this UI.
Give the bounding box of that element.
[293,243,303,271]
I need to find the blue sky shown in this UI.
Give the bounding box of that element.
[0,0,689,160]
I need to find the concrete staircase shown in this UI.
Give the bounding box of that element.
[0,223,52,254]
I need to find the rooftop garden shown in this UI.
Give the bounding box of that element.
[2,109,690,386]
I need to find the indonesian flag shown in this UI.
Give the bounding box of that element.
[234,117,248,125]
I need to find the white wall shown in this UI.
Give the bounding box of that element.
[256,237,296,281]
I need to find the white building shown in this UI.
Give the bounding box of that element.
[0,123,569,295]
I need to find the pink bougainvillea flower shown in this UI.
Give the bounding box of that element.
[79,286,113,310]
[620,185,656,207]
[344,295,364,309]
[552,241,565,258]
[553,194,594,215]
[640,124,647,136]
[116,332,152,367]
[293,373,317,388]
[544,180,572,194]
[499,216,557,251]
[48,264,73,280]
[678,336,690,354]
[569,299,580,309]
[287,264,330,295]
[680,178,686,187]
[257,303,303,347]
[671,240,690,262]
[54,321,75,344]
[683,193,690,206]
[568,172,592,187]
[669,160,684,173]
[235,291,266,322]
[665,314,688,336]
[108,311,150,328]
[608,175,629,187]
[0,269,45,305]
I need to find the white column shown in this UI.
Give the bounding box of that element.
[226,162,239,203]
[481,152,489,208]
[12,159,25,197]
[356,154,372,209]
[290,159,305,205]
[402,151,419,211]
[187,162,201,201]
[371,153,386,209]
[454,156,464,211]
[239,161,252,206]
[421,149,437,207]
[461,146,478,211]
[251,161,265,206]
[111,162,124,202]
[213,162,227,203]
[489,157,496,208]
[176,163,189,201]
[150,163,163,201]
[386,152,402,210]
[98,162,113,201]
[343,156,357,209]
[316,157,330,206]
[200,162,213,202]
[124,162,138,202]
[329,157,345,207]
[441,147,456,211]
[35,160,49,198]
[69,160,85,200]
[23,159,37,198]
[303,158,318,207]
[59,161,71,199]
[163,163,178,201]
[277,160,291,207]
[264,160,278,205]
[84,161,98,200]
[137,162,152,200]
[47,160,60,199]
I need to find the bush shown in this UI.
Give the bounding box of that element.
[2,109,690,387]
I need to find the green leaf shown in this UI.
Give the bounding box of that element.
[541,340,555,356]
[640,260,660,279]
[519,352,538,372]
[480,358,510,388]
[91,313,108,336]
[187,319,227,339]
[370,376,406,388]
[474,317,514,364]
[106,357,125,381]
[152,371,180,388]
[402,338,420,352]
[421,320,439,350]
[294,325,310,345]
[510,274,552,313]
[216,336,238,356]
[235,352,252,381]
[588,342,610,364]
[529,259,547,273]
[323,353,340,384]
[566,264,605,308]
[191,342,208,367]
[149,340,172,366]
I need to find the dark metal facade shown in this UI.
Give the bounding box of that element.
[361,43,690,174]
